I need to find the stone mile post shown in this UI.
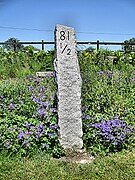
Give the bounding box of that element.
[54,24,83,152]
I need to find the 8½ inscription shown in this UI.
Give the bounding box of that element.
[59,30,71,55]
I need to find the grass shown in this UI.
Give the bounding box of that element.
[0,150,135,180]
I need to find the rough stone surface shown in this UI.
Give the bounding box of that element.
[54,24,83,150]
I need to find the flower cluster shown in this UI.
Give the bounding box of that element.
[86,118,134,151]
[0,76,63,157]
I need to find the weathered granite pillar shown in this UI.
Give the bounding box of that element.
[54,24,83,150]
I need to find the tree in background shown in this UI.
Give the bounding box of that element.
[84,46,96,53]
[3,38,24,52]
[122,38,135,52]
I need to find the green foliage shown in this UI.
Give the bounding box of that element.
[79,49,135,155]
[22,45,40,53]
[0,50,54,79]
[0,49,134,157]
[84,46,96,53]
[0,76,63,157]
[122,37,135,52]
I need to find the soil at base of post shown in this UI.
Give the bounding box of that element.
[52,149,95,164]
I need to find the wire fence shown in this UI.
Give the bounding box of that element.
[0,40,135,51]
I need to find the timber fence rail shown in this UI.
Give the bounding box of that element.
[0,40,135,51]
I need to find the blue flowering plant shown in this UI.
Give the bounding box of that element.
[83,117,134,155]
[79,49,135,155]
[0,74,63,157]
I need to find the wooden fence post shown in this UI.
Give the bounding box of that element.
[97,40,99,50]
[41,40,44,50]
[13,43,16,52]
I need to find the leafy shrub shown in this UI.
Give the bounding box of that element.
[0,49,134,157]
[79,50,135,155]
[84,118,134,155]
[0,49,54,79]
[0,74,63,157]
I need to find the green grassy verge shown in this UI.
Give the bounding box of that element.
[0,151,135,180]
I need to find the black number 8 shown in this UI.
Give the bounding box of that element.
[60,31,65,40]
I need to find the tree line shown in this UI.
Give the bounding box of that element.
[1,37,135,52]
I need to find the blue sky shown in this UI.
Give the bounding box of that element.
[0,0,135,50]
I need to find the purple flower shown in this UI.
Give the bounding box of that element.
[6,141,10,145]
[118,134,125,141]
[45,144,49,148]
[31,94,35,99]
[93,132,97,135]
[14,125,17,129]
[86,124,92,127]
[46,101,50,109]
[49,95,53,99]
[26,143,31,147]
[0,95,4,99]
[8,127,13,132]
[38,105,42,109]
[86,115,90,120]
[18,130,24,139]
[8,103,17,109]
[50,125,58,129]
[124,129,131,133]
[40,102,46,106]
[30,126,35,130]
[1,104,5,109]
[18,97,23,103]
[131,126,134,132]
[23,140,26,144]
[28,86,34,91]
[26,131,33,135]
[48,133,55,137]
[40,109,45,117]
[6,81,10,84]
[107,73,113,77]
[100,117,103,121]
[25,135,30,139]
[39,86,45,93]
[36,133,41,138]
[126,109,128,113]
[5,141,10,149]
[114,115,119,119]
[112,141,118,146]
[33,97,38,103]
[98,71,104,75]
[82,106,86,111]
[94,116,97,121]
[37,98,41,104]
[7,145,10,149]
[19,91,23,95]
[50,108,55,113]
[37,124,44,131]
[23,122,31,129]
[26,75,32,79]
[35,108,45,118]
[87,118,134,148]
